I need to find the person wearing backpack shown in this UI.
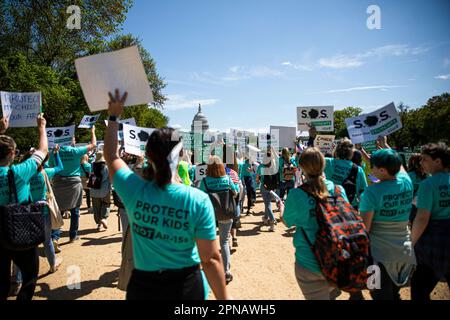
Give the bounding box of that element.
[90,151,112,231]
[0,115,48,301]
[80,154,92,213]
[359,137,416,300]
[256,147,279,232]
[279,148,297,201]
[104,90,231,300]
[324,138,368,210]
[50,126,97,242]
[199,155,239,285]
[411,142,450,300]
[280,147,361,300]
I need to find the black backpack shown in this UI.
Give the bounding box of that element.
[87,162,104,190]
[203,179,237,221]
[0,170,45,251]
[341,164,359,204]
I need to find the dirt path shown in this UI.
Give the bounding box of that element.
[25,195,450,300]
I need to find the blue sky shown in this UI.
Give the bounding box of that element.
[123,0,450,132]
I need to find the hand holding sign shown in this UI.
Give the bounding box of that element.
[37,113,46,129]
[108,89,128,117]
[0,117,9,134]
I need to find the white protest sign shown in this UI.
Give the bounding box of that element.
[122,124,155,156]
[0,91,41,128]
[258,129,280,151]
[78,114,100,128]
[315,135,335,155]
[47,125,75,147]
[195,164,208,182]
[104,117,137,140]
[297,106,334,132]
[270,126,296,149]
[75,46,153,111]
[345,103,402,144]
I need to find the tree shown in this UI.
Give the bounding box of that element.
[333,107,363,139]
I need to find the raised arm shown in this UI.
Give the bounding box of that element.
[104,89,128,182]
[36,113,48,158]
[86,125,97,152]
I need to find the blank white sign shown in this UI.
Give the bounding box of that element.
[75,46,154,111]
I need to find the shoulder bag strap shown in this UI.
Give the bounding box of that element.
[347,163,359,182]
[7,168,19,204]
[81,164,89,177]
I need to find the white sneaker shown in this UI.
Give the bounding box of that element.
[269,224,275,232]
[100,219,108,230]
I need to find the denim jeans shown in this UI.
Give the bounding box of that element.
[279,180,295,200]
[43,215,56,268]
[260,185,275,221]
[69,207,81,240]
[51,229,61,241]
[218,220,233,275]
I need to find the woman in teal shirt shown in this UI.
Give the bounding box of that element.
[360,138,416,300]
[411,142,450,300]
[0,115,48,301]
[26,145,64,273]
[103,90,230,300]
[199,155,239,284]
[280,147,349,300]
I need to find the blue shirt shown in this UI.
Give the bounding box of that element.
[51,146,88,177]
[283,180,349,274]
[360,172,413,222]
[0,158,40,205]
[417,172,450,220]
[324,158,368,207]
[113,167,216,272]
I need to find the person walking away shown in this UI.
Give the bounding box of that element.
[90,151,112,231]
[279,147,350,300]
[50,126,97,242]
[104,89,231,300]
[25,145,64,273]
[359,137,416,300]
[242,157,255,214]
[323,138,368,210]
[411,142,450,300]
[200,156,239,284]
[0,115,48,301]
[279,148,297,201]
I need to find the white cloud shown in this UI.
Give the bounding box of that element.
[435,74,450,80]
[281,61,313,71]
[318,55,364,69]
[165,94,219,110]
[318,44,429,69]
[222,66,283,81]
[319,85,407,94]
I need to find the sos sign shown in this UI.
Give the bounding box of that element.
[297,106,334,132]
[46,125,75,147]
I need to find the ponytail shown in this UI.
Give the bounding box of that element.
[305,175,329,201]
[144,128,179,189]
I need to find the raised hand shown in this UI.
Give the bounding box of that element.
[108,89,128,117]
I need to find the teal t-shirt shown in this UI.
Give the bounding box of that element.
[359,172,413,222]
[80,162,91,177]
[113,167,216,272]
[283,180,349,274]
[241,160,253,177]
[199,176,239,193]
[279,156,297,182]
[52,146,88,177]
[324,158,368,207]
[416,172,450,220]
[0,159,39,205]
[29,168,58,216]
[237,160,244,180]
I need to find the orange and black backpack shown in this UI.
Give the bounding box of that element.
[300,184,371,292]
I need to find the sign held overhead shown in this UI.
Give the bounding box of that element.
[297,106,334,132]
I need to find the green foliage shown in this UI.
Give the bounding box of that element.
[0,1,169,151]
[333,107,363,138]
